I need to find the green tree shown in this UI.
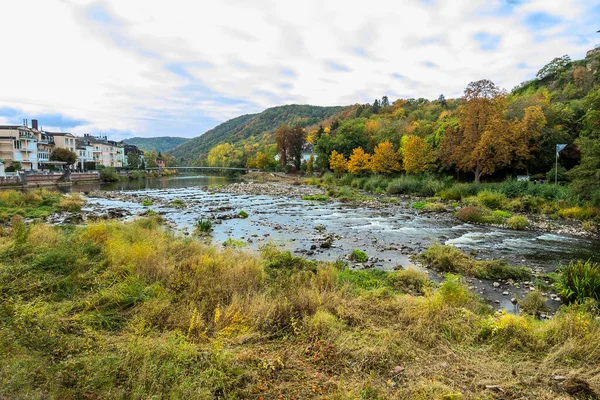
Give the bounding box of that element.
[50,148,77,165]
[536,55,571,80]
[127,152,141,169]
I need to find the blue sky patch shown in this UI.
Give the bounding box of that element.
[326,61,351,72]
[474,32,501,51]
[524,12,562,30]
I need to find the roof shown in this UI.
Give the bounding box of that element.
[44,131,74,137]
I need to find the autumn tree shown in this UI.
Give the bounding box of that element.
[275,125,291,167]
[439,79,512,183]
[510,105,546,170]
[402,135,436,174]
[275,125,306,169]
[306,154,314,175]
[347,147,371,176]
[207,143,241,167]
[329,150,347,176]
[370,141,401,174]
[246,152,273,170]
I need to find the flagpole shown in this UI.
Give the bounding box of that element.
[555,149,558,185]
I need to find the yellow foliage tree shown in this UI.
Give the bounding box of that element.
[329,150,347,176]
[207,143,240,167]
[403,135,436,174]
[246,152,272,170]
[370,141,401,174]
[347,147,371,176]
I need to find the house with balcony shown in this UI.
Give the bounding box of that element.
[0,124,39,171]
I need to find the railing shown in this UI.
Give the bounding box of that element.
[19,133,37,140]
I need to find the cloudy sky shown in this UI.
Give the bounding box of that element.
[0,0,598,139]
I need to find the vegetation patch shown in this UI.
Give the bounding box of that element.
[555,260,600,304]
[141,199,153,207]
[349,249,368,263]
[171,199,185,207]
[411,201,427,210]
[302,194,328,201]
[506,215,529,230]
[519,291,549,316]
[193,218,213,235]
[238,210,249,218]
[456,206,504,225]
[222,237,247,247]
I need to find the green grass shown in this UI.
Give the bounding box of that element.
[555,259,600,304]
[302,194,329,201]
[193,218,213,235]
[171,199,185,207]
[506,215,529,230]
[141,199,153,206]
[349,249,368,262]
[222,237,247,247]
[238,210,249,218]
[0,190,81,221]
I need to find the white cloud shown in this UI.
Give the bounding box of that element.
[0,0,596,139]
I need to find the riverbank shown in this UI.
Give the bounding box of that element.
[1,216,599,399]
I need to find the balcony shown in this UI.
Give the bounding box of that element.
[19,133,37,140]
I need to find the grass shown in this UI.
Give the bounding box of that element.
[141,199,153,206]
[1,219,600,398]
[222,237,247,247]
[519,291,550,316]
[555,260,600,304]
[0,189,79,221]
[238,210,249,218]
[349,249,368,262]
[302,194,329,201]
[171,199,185,207]
[193,218,213,235]
[506,215,529,230]
[420,244,531,280]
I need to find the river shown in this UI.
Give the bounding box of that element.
[69,173,600,311]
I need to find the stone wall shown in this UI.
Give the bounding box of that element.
[71,173,100,181]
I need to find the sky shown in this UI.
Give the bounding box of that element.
[0,0,598,139]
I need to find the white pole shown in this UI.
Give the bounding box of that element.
[555,149,558,185]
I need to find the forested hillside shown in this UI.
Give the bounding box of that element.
[169,104,349,165]
[123,137,189,153]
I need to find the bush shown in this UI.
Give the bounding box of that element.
[506,215,528,230]
[477,190,507,209]
[99,167,119,182]
[555,260,600,304]
[171,199,185,208]
[193,219,213,235]
[388,268,429,294]
[222,237,247,247]
[420,244,476,274]
[58,194,83,212]
[558,206,599,221]
[349,249,368,263]
[475,260,531,280]
[238,210,249,218]
[498,178,530,198]
[424,202,446,212]
[456,206,503,224]
[412,201,427,210]
[141,199,153,207]
[386,175,449,197]
[438,183,479,201]
[519,291,549,316]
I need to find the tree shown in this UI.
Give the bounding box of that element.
[439,79,511,183]
[372,99,381,114]
[370,141,401,174]
[329,151,347,176]
[207,143,240,167]
[402,135,436,174]
[381,96,390,107]
[536,55,571,80]
[145,150,158,168]
[50,148,77,165]
[511,106,546,170]
[347,147,371,176]
[306,154,314,175]
[438,94,447,108]
[275,125,291,166]
[246,152,273,170]
[127,151,141,169]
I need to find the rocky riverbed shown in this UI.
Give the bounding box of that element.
[78,181,600,314]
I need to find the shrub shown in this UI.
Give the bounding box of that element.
[498,178,530,198]
[193,219,213,235]
[555,260,600,304]
[456,206,503,224]
[99,167,119,182]
[349,249,368,263]
[388,268,429,294]
[477,190,507,209]
[438,183,479,201]
[558,206,599,221]
[171,199,185,207]
[222,237,247,247]
[424,202,446,212]
[582,220,597,233]
[58,194,83,212]
[519,291,549,316]
[506,215,528,230]
[475,260,531,280]
[238,210,249,218]
[420,244,476,274]
[141,199,153,207]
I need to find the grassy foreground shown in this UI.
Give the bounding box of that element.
[1,217,600,399]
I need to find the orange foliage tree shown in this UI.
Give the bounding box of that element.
[402,135,436,174]
[347,147,371,176]
[370,141,401,174]
[439,79,512,183]
[329,150,347,176]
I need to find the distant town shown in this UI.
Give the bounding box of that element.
[0,118,149,173]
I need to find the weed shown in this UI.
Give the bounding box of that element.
[424,202,446,212]
[388,268,430,294]
[412,201,427,210]
[519,291,549,316]
[238,210,249,218]
[456,206,503,224]
[171,199,185,207]
[141,199,153,206]
[349,249,368,263]
[222,237,247,247]
[506,215,528,230]
[555,260,600,304]
[193,219,213,235]
[302,195,329,201]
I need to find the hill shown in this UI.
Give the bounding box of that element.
[123,136,189,153]
[169,104,349,165]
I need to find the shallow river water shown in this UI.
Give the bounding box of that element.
[75,174,600,311]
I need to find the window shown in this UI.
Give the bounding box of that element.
[14,140,21,149]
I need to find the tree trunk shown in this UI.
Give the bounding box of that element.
[474,164,481,184]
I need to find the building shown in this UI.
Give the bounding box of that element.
[32,119,55,166]
[76,138,94,171]
[0,122,39,170]
[83,134,125,168]
[46,131,77,152]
